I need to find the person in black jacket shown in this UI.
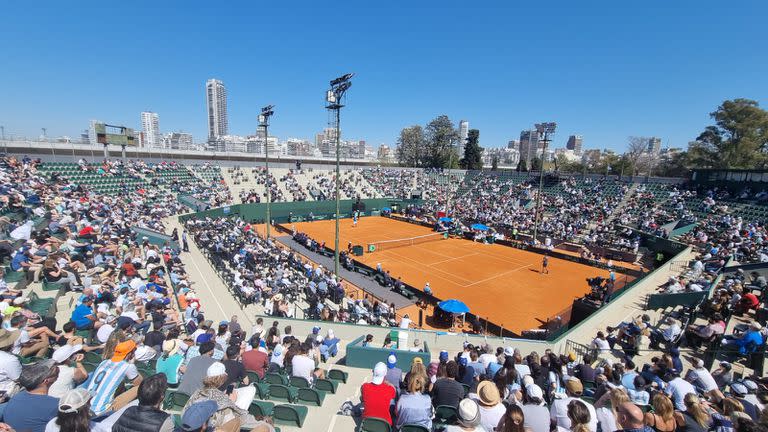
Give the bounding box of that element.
[112,373,172,432]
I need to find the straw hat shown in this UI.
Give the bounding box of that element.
[477,380,501,406]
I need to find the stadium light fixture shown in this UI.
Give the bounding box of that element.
[532,122,557,243]
[326,73,354,278]
[259,105,275,239]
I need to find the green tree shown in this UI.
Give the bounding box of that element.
[395,125,426,167]
[693,98,768,169]
[491,155,499,171]
[424,115,459,168]
[460,129,483,170]
[530,156,542,171]
[517,158,527,172]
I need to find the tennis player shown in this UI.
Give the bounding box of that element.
[352,211,358,228]
[541,255,549,275]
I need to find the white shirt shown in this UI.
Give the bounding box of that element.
[0,351,21,389]
[48,365,76,398]
[664,377,696,411]
[291,354,315,383]
[591,338,610,353]
[477,402,506,431]
[97,324,115,344]
[550,397,598,432]
[11,329,29,355]
[686,367,718,393]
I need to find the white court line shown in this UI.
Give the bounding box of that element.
[462,263,534,288]
[185,235,230,322]
[430,252,480,266]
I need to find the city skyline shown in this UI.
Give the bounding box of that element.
[1,2,766,152]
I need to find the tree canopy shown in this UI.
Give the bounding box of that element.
[460,129,483,170]
[395,115,459,168]
[395,125,426,167]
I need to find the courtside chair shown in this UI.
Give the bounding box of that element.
[272,404,308,428]
[248,400,275,417]
[400,425,430,432]
[358,417,391,432]
[314,378,337,394]
[297,387,325,406]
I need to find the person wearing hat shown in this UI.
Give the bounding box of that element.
[184,331,225,366]
[179,400,220,432]
[48,343,87,398]
[475,380,506,431]
[520,384,551,432]
[729,382,760,421]
[550,378,598,432]
[155,339,185,386]
[445,398,483,431]
[4,359,60,432]
[741,379,764,412]
[684,358,718,395]
[184,362,268,431]
[83,339,143,416]
[721,321,765,355]
[44,387,110,432]
[111,373,173,432]
[0,328,22,397]
[385,353,404,391]
[361,362,397,425]
[712,361,734,388]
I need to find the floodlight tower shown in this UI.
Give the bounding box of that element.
[259,105,275,239]
[326,73,353,278]
[532,122,556,243]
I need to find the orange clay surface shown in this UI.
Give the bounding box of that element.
[289,217,634,334]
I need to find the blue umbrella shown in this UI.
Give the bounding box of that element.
[381,207,392,212]
[439,217,453,222]
[470,223,489,231]
[438,299,470,314]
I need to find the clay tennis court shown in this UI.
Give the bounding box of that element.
[289,216,632,334]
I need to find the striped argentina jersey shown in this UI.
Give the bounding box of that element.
[82,359,133,415]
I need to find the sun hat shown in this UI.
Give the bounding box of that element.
[163,339,180,357]
[111,340,137,362]
[0,328,21,349]
[206,362,226,378]
[58,388,93,413]
[522,375,534,387]
[504,346,514,357]
[477,380,501,406]
[371,362,387,385]
[180,400,218,431]
[566,377,584,395]
[52,344,83,363]
[456,398,481,427]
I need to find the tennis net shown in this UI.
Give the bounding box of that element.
[367,231,449,252]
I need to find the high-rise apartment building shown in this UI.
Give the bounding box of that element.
[458,120,469,155]
[648,137,661,154]
[566,135,583,155]
[206,79,228,140]
[140,112,161,148]
[519,129,541,167]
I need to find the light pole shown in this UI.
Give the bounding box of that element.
[326,73,354,278]
[532,122,556,243]
[1,126,6,155]
[259,105,275,239]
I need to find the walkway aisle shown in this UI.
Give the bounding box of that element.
[163,216,260,329]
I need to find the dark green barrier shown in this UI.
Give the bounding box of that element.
[346,334,431,370]
[645,290,708,310]
[132,226,179,251]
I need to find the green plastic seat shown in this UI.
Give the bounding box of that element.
[289,376,310,389]
[327,369,348,383]
[272,404,308,428]
[297,388,325,406]
[248,400,275,417]
[434,405,458,425]
[314,378,337,394]
[163,391,190,411]
[268,384,297,403]
[358,416,391,432]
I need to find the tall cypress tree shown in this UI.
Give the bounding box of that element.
[460,129,483,170]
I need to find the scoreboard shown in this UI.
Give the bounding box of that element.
[95,123,136,146]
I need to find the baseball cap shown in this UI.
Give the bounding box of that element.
[52,344,83,364]
[387,354,397,369]
[439,350,449,362]
[504,346,514,357]
[743,380,758,392]
[196,333,213,344]
[58,388,93,413]
[112,340,137,362]
[526,384,545,405]
[207,362,226,378]
[180,400,218,431]
[372,362,387,385]
[312,326,321,334]
[731,382,748,396]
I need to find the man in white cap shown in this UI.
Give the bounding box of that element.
[447,398,482,431]
[361,362,396,426]
[519,384,550,432]
[48,344,87,398]
[684,358,718,394]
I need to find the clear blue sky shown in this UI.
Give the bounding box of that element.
[1,1,766,151]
